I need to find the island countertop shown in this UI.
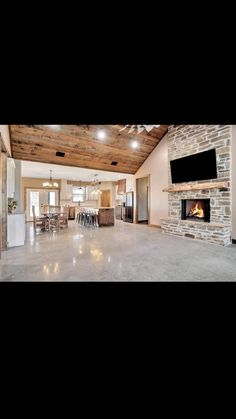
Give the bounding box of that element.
[79,207,115,209]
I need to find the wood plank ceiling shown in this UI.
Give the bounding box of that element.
[9,125,168,174]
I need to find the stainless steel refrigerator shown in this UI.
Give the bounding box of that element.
[124,192,134,223]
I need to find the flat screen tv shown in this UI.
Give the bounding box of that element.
[170,149,217,184]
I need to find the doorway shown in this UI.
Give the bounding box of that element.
[136,176,149,224]
[26,188,59,221]
[101,190,111,207]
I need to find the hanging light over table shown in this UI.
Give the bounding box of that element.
[42,170,59,188]
[91,174,102,196]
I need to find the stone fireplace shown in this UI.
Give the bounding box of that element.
[161,125,232,246]
[181,199,210,222]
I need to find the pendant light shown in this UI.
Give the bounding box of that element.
[91,174,102,196]
[42,170,59,188]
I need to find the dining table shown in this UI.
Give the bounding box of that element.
[41,211,65,232]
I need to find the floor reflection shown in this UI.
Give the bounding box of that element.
[43,262,59,275]
[90,248,103,261]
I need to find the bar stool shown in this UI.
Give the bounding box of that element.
[85,212,90,227]
[82,212,86,226]
[77,211,83,226]
[94,211,99,227]
[77,211,82,224]
[89,213,96,228]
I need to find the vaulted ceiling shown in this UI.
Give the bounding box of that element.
[9,125,168,174]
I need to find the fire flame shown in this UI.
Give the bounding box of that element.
[189,203,204,218]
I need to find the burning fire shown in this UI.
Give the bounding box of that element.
[189,203,204,218]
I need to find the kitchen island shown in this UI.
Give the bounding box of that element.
[98,207,115,226]
[75,207,115,226]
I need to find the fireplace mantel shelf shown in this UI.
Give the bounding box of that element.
[162,181,228,193]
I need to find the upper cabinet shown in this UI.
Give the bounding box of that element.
[117,179,126,194]
[7,158,15,198]
[60,179,72,201]
[86,185,94,201]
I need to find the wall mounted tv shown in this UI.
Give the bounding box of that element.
[170,149,217,184]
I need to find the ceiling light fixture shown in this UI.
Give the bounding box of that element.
[47,125,61,131]
[97,129,106,140]
[42,170,59,188]
[131,140,139,149]
[120,125,160,134]
[91,174,102,196]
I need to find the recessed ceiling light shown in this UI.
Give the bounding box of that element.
[131,140,139,149]
[97,129,106,140]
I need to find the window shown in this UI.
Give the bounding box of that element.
[48,191,56,205]
[29,191,40,217]
[72,186,86,203]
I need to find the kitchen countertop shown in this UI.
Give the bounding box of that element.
[78,207,114,210]
[8,212,25,215]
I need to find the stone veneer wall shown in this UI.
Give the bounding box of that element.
[161,125,232,246]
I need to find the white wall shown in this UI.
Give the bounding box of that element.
[0,125,11,156]
[128,133,168,226]
[232,126,236,240]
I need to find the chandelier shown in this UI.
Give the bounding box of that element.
[91,174,102,196]
[42,170,59,188]
[119,125,160,134]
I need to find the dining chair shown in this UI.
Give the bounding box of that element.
[32,205,46,233]
[59,208,69,229]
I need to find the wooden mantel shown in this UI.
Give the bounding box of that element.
[163,181,229,193]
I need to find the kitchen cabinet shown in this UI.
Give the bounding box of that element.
[7,158,15,198]
[60,179,72,201]
[123,192,134,223]
[86,185,96,201]
[68,206,75,220]
[7,213,25,247]
[98,208,115,226]
[117,179,126,194]
[115,205,122,220]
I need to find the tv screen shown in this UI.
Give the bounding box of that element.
[170,149,217,184]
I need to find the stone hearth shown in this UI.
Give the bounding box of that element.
[161,218,231,246]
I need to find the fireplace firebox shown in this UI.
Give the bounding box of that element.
[181,199,210,222]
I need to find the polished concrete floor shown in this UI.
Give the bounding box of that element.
[0,221,236,281]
